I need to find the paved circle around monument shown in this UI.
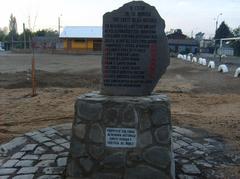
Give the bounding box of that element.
[0,123,239,178]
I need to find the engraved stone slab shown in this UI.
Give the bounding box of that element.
[101,1,169,96]
[106,128,137,148]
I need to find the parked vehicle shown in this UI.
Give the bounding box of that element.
[0,42,5,51]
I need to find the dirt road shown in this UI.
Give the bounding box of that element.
[0,53,101,73]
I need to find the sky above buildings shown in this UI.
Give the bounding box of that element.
[1,0,240,38]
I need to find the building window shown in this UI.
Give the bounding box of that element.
[74,39,86,42]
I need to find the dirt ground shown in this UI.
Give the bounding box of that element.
[0,53,240,152]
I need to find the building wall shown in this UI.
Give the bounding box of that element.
[200,40,212,48]
[169,44,198,54]
[63,39,96,50]
[218,47,234,56]
[63,40,68,49]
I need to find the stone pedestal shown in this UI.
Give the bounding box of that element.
[66,92,175,179]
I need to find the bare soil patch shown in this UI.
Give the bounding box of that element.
[0,55,240,151]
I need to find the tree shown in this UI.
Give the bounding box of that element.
[174,29,183,34]
[8,14,18,48]
[166,29,175,35]
[9,14,18,35]
[0,29,6,41]
[195,32,205,42]
[214,21,233,40]
[18,28,33,48]
[167,29,187,39]
[231,26,240,56]
[0,27,8,41]
[233,26,240,36]
[34,29,58,37]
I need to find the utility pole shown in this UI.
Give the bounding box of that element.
[215,13,222,34]
[23,23,26,49]
[11,34,13,49]
[58,16,60,35]
[29,36,31,49]
[31,49,36,97]
[58,14,62,35]
[214,13,222,58]
[31,37,36,97]
[27,14,37,97]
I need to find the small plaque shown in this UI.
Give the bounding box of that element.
[106,128,137,148]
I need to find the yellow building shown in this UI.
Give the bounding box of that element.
[60,26,102,51]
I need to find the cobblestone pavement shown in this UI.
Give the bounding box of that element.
[0,123,239,179]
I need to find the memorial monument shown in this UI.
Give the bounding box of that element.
[101,1,169,96]
[66,1,175,179]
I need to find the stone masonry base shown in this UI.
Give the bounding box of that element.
[66,91,175,179]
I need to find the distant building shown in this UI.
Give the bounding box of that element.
[168,39,198,54]
[218,47,234,56]
[59,26,102,51]
[195,32,205,42]
[167,30,198,54]
[199,39,214,53]
[32,36,60,49]
[167,29,187,40]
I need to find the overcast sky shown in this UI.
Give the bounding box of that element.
[1,0,240,38]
